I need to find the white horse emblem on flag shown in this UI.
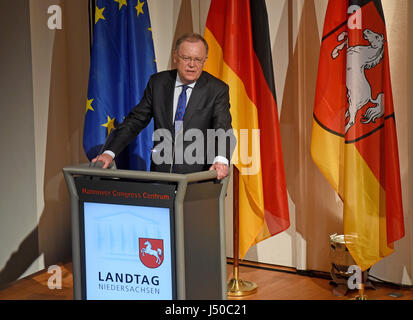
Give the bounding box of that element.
[331,28,385,134]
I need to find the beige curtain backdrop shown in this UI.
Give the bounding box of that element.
[0,0,408,286]
[30,0,89,274]
[279,0,343,273]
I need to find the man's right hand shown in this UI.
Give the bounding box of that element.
[91,153,113,169]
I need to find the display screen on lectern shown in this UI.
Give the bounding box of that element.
[83,202,173,300]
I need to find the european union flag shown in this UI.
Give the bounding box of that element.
[83,0,157,170]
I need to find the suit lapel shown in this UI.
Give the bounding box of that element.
[183,72,208,128]
[162,70,176,135]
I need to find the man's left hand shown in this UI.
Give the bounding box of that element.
[209,162,229,180]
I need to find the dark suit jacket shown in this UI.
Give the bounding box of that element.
[107,69,236,174]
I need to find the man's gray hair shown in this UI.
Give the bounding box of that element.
[174,33,209,55]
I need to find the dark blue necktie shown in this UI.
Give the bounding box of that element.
[174,85,189,135]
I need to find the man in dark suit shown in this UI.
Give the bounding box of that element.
[93,33,235,179]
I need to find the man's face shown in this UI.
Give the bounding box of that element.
[173,40,207,85]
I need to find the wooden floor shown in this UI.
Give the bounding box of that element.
[226,261,413,300]
[0,261,411,300]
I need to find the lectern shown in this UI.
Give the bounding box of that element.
[63,164,229,300]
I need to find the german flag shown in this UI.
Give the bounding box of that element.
[311,0,404,270]
[204,0,290,258]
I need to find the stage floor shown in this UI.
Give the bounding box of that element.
[0,261,411,300]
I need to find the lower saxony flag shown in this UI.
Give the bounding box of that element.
[311,0,404,271]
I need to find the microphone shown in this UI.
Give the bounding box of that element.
[89,129,116,169]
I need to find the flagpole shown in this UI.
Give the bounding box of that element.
[227,166,258,297]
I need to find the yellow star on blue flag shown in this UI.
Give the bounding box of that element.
[136,0,144,16]
[95,6,105,24]
[86,98,94,113]
[101,115,116,135]
[114,0,127,10]
[83,0,157,170]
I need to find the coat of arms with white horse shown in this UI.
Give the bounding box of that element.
[139,238,164,268]
[331,28,385,134]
